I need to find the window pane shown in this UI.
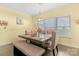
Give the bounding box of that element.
[57,16,71,27]
[44,18,56,29]
[56,16,71,38]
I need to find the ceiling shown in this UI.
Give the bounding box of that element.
[0,3,71,16]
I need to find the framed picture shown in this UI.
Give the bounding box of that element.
[16,17,23,25]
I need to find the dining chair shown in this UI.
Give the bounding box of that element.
[46,31,59,56]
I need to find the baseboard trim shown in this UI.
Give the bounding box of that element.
[59,43,79,49]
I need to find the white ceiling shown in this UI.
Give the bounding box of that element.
[0,3,71,16]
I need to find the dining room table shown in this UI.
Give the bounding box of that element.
[18,34,52,49]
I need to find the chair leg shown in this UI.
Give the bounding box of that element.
[56,46,58,55]
[53,49,55,56]
[52,46,58,56]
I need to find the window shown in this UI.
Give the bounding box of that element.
[44,18,56,29]
[37,16,71,38]
[57,16,71,29]
[56,16,71,38]
[37,17,56,30]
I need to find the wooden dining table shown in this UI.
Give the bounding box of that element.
[18,34,52,49]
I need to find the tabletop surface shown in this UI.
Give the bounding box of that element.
[19,34,52,42]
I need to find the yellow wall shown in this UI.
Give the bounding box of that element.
[34,4,79,47]
[0,6,33,45]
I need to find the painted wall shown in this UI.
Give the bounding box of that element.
[34,4,79,47]
[0,6,34,55]
[0,6,34,44]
